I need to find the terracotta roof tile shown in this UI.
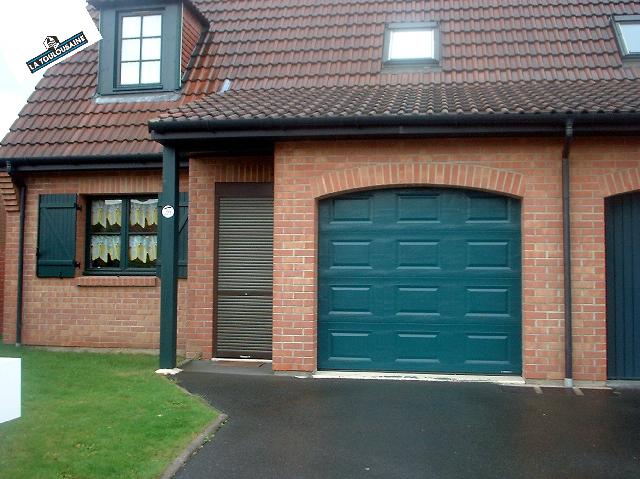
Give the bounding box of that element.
[153,80,640,125]
[3,0,640,158]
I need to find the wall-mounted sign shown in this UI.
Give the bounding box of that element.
[161,205,175,219]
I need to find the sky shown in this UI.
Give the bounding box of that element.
[0,0,100,140]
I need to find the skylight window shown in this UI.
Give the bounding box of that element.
[383,22,440,65]
[389,29,435,60]
[614,16,640,59]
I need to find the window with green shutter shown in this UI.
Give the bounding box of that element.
[37,194,79,278]
[85,194,188,277]
[87,196,159,273]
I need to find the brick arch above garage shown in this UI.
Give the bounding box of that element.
[601,167,640,198]
[310,162,526,199]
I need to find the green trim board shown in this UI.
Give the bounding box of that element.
[318,187,522,374]
[159,146,179,369]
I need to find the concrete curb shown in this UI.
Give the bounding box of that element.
[160,413,228,479]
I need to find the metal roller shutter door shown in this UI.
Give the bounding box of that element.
[216,196,273,359]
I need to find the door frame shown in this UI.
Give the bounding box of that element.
[213,182,274,359]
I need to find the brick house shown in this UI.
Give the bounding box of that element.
[2,0,640,385]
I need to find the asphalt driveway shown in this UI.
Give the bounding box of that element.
[174,368,640,479]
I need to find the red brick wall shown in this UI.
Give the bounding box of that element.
[2,137,638,382]
[185,157,273,358]
[570,138,640,381]
[2,170,189,352]
[271,137,640,381]
[0,198,5,336]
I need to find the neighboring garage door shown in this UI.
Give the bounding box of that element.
[606,192,640,380]
[318,187,522,374]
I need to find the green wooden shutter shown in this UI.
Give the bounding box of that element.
[178,192,188,278]
[157,192,188,278]
[37,194,78,278]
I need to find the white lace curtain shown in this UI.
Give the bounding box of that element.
[129,235,158,263]
[91,200,122,229]
[90,198,158,265]
[130,199,158,229]
[90,236,121,263]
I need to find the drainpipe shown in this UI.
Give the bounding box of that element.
[6,161,26,346]
[562,119,574,388]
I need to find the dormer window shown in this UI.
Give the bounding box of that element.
[96,3,182,95]
[119,13,163,86]
[383,22,440,65]
[613,15,640,60]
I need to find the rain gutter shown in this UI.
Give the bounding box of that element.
[149,112,640,143]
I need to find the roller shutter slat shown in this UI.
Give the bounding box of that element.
[217,196,274,358]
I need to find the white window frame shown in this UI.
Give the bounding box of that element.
[383,22,440,65]
[117,12,163,88]
[613,15,640,60]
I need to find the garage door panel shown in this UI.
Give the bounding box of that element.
[464,333,512,365]
[319,188,522,374]
[327,285,375,316]
[397,241,441,268]
[395,286,440,317]
[321,236,520,275]
[465,287,512,318]
[326,330,375,364]
[396,194,441,223]
[329,240,373,268]
[466,194,512,223]
[394,332,441,363]
[319,323,521,373]
[322,279,520,325]
[329,196,373,223]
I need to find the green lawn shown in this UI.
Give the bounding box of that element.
[0,343,217,479]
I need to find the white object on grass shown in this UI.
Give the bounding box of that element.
[0,358,21,423]
[155,368,182,375]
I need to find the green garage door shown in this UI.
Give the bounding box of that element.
[318,188,522,374]
[605,192,640,379]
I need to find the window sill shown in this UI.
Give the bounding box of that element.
[381,60,441,73]
[75,276,158,287]
[94,91,180,104]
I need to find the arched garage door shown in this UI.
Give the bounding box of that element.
[318,188,522,374]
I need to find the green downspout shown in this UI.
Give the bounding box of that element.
[159,146,179,369]
[562,119,574,388]
[6,161,25,346]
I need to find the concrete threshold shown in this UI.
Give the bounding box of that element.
[210,358,272,363]
[309,371,525,385]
